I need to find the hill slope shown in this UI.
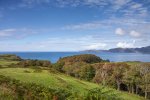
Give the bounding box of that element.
[0,67,144,100]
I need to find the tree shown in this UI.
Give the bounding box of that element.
[63,64,74,76]
[138,63,150,99]
[52,62,64,72]
[79,64,95,81]
[42,60,51,67]
[17,60,51,68]
[112,63,129,90]
[57,54,103,64]
[123,64,141,94]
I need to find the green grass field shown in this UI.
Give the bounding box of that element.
[0,68,145,100]
[0,68,98,93]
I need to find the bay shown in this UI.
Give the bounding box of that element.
[0,52,150,63]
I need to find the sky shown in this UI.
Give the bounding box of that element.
[0,0,150,51]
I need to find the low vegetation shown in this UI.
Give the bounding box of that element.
[0,54,148,100]
[0,54,22,61]
[57,54,103,64]
[15,59,52,67]
[0,68,144,100]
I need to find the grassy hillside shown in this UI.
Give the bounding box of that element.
[0,56,146,100]
[0,67,144,100]
[0,68,98,93]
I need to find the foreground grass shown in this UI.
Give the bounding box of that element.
[0,68,98,93]
[0,68,144,100]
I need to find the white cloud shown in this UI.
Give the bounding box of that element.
[0,28,37,39]
[115,28,143,38]
[39,36,108,51]
[19,0,50,8]
[130,3,142,9]
[117,41,135,48]
[84,0,108,7]
[84,43,107,50]
[112,0,131,10]
[0,29,16,37]
[62,22,102,30]
[130,30,141,38]
[16,0,148,19]
[4,35,107,51]
[114,0,131,5]
[115,28,125,35]
[0,0,149,24]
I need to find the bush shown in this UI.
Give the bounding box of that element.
[85,87,122,100]
[15,59,52,68]
[23,70,31,73]
[49,68,58,73]
[52,62,64,72]
[0,65,3,68]
[57,54,103,64]
[0,54,22,61]
[33,68,42,73]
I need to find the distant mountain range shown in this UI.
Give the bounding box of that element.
[83,46,150,54]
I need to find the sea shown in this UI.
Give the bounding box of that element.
[0,52,150,63]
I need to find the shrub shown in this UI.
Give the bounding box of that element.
[85,87,122,100]
[52,62,65,72]
[0,54,22,61]
[49,68,58,73]
[15,59,52,68]
[0,65,3,68]
[57,54,103,64]
[23,70,31,73]
[33,68,42,73]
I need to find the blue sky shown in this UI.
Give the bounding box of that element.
[0,0,150,51]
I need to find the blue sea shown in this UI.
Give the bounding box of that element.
[0,52,150,63]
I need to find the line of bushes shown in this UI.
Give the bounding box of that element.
[10,59,52,68]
